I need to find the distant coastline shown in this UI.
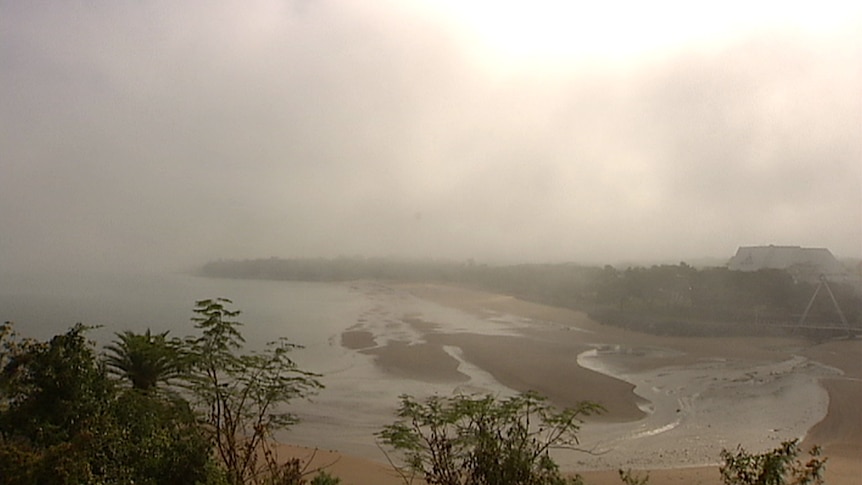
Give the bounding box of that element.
[199,256,862,338]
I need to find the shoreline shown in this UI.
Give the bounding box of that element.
[383,282,861,481]
[285,281,861,484]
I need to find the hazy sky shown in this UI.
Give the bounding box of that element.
[2,1,860,273]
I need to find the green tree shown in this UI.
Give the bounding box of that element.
[0,323,114,450]
[378,391,603,485]
[111,390,218,485]
[181,298,324,485]
[720,439,826,485]
[0,322,219,485]
[0,322,114,484]
[104,329,184,392]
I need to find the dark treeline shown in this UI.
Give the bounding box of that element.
[200,258,862,337]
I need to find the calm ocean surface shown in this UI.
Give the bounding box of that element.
[0,270,363,348]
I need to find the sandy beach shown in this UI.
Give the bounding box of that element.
[283,282,862,485]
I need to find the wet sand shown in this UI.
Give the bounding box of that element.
[427,332,646,421]
[285,282,862,484]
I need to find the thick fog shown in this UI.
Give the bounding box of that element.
[2,1,860,274]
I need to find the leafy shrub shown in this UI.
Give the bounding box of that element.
[378,391,602,485]
[720,439,826,485]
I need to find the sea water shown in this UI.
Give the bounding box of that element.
[0,270,362,348]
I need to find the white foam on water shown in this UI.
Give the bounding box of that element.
[564,347,839,470]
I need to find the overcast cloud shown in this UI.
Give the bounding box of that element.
[1,0,860,273]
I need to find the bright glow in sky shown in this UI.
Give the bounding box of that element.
[421,0,862,67]
[0,1,860,272]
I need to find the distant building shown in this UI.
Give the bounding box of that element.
[727,245,847,281]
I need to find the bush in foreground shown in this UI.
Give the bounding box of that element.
[379,390,830,485]
[0,298,330,485]
[378,391,603,485]
[0,322,218,484]
[720,439,826,485]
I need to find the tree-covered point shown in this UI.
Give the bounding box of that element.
[200,257,862,336]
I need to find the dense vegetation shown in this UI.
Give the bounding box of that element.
[201,258,862,337]
[0,299,328,485]
[378,392,603,485]
[0,322,217,484]
[720,440,826,485]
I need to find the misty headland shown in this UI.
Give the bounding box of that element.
[200,254,862,338]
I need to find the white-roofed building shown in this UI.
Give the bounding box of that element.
[727,245,847,281]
